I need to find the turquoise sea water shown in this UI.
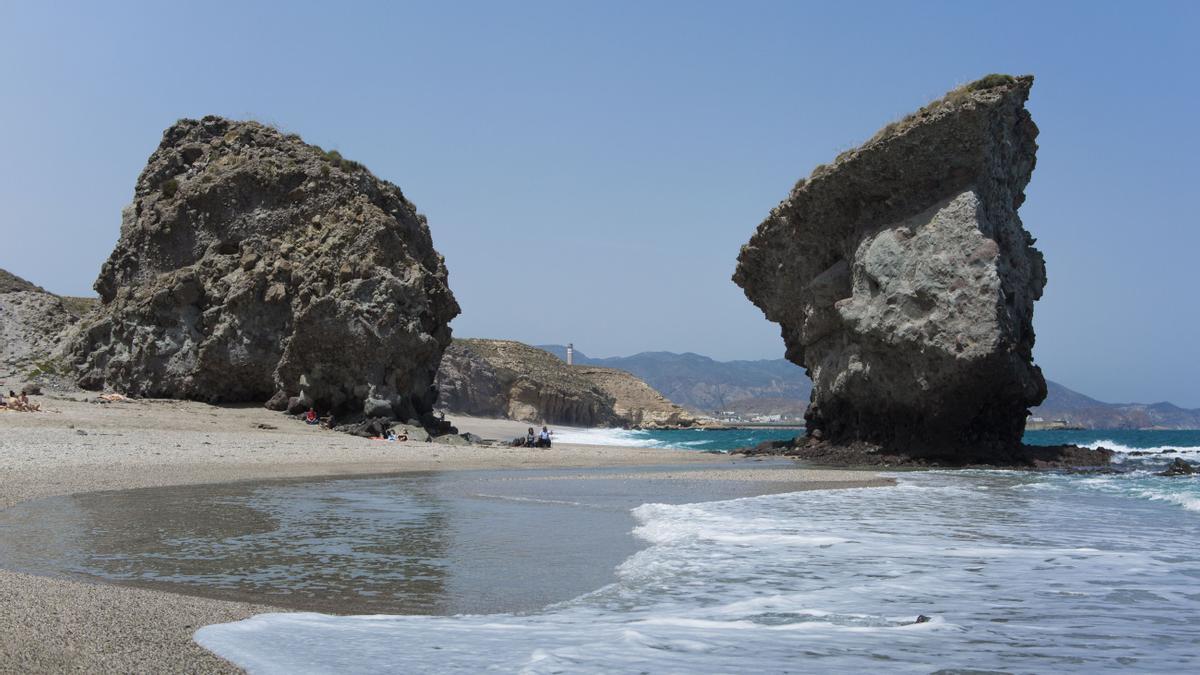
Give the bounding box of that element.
[557,425,1200,455]
[188,429,1200,672]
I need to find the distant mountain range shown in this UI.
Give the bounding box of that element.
[1031,380,1200,430]
[536,345,810,413]
[536,344,1200,430]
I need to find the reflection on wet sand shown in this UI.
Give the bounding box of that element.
[0,464,811,616]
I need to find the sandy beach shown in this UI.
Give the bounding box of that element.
[0,392,888,672]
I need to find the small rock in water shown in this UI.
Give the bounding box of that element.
[1157,457,1196,476]
[75,429,87,436]
[914,615,932,624]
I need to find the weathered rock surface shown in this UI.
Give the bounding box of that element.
[734,75,1045,461]
[65,117,459,421]
[436,339,619,426]
[572,366,698,428]
[436,339,697,427]
[0,269,95,381]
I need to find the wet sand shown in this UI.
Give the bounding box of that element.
[0,392,887,672]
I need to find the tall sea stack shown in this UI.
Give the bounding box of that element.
[68,116,459,422]
[734,75,1045,461]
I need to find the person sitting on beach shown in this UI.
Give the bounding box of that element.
[304,408,318,425]
[18,393,39,412]
[525,427,536,447]
[537,426,552,448]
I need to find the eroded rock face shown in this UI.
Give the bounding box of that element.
[572,366,698,428]
[437,339,620,426]
[67,117,459,420]
[734,76,1045,460]
[436,339,697,428]
[0,269,94,381]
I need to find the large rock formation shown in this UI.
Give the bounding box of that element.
[436,339,697,428]
[734,75,1045,460]
[66,117,459,421]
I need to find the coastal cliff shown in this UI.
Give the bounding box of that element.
[64,117,459,422]
[0,269,95,382]
[436,339,698,428]
[572,365,698,428]
[734,75,1046,461]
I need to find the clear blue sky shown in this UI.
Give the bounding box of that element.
[1,1,1197,406]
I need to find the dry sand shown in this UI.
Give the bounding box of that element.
[0,392,887,673]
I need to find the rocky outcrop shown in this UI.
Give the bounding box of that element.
[436,339,619,427]
[0,269,94,381]
[1158,458,1196,476]
[734,75,1045,461]
[737,437,1113,469]
[65,117,459,421]
[436,339,698,427]
[572,366,698,428]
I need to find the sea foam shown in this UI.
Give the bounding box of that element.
[197,473,1200,673]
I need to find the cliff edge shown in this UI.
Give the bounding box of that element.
[436,339,698,428]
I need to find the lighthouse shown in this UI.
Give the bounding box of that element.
[567,343,574,366]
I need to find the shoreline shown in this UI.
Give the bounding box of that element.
[0,392,888,672]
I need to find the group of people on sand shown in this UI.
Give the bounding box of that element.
[1,390,40,412]
[516,425,553,448]
[302,407,335,430]
[301,406,408,441]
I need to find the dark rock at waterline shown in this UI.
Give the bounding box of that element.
[1058,466,1125,476]
[436,338,697,428]
[733,75,1045,462]
[752,439,793,453]
[914,615,932,624]
[1158,457,1196,476]
[735,436,1113,470]
[65,116,459,423]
